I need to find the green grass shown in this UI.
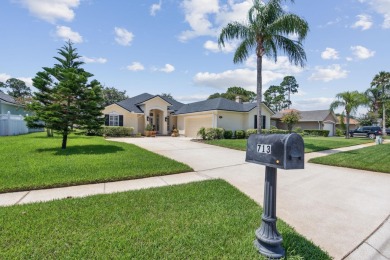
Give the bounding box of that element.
[0,180,330,259]
[0,132,192,193]
[309,143,390,173]
[203,136,373,153]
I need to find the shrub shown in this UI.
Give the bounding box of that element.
[198,127,224,140]
[293,127,303,133]
[262,129,290,134]
[335,128,344,137]
[303,129,330,137]
[102,126,134,137]
[235,130,246,139]
[224,130,233,139]
[246,129,257,137]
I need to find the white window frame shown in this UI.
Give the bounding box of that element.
[109,113,119,126]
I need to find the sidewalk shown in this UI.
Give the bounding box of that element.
[1,139,389,259]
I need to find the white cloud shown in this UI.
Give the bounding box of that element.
[126,62,145,71]
[352,14,373,30]
[114,27,134,46]
[175,94,209,103]
[160,64,175,73]
[179,0,252,42]
[351,45,375,59]
[321,48,339,60]
[0,73,12,82]
[193,55,304,91]
[203,40,237,53]
[16,0,80,23]
[150,1,162,16]
[359,0,390,28]
[80,56,107,64]
[294,97,334,111]
[194,69,256,90]
[246,55,304,74]
[309,64,348,82]
[56,25,83,43]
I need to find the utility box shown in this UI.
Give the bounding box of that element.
[246,133,304,170]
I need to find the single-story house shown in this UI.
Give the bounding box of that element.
[271,109,337,136]
[336,116,359,130]
[0,92,39,136]
[102,93,274,137]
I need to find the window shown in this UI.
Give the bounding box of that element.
[105,114,123,126]
[109,114,119,126]
[254,115,266,129]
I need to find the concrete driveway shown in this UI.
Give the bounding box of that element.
[111,136,390,260]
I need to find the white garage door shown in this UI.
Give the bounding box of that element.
[323,123,334,136]
[185,116,212,137]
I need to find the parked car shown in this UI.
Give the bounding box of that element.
[349,126,382,139]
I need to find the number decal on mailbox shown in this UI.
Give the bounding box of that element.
[257,144,271,154]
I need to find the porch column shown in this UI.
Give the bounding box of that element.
[162,110,168,135]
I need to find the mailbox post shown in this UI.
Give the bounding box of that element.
[246,133,304,259]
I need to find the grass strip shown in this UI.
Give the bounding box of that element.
[0,180,330,259]
[203,136,373,153]
[309,143,390,173]
[0,132,192,193]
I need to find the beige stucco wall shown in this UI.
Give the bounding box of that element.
[216,111,245,131]
[102,104,140,133]
[247,105,273,129]
[141,97,170,135]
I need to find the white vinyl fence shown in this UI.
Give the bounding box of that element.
[0,112,43,136]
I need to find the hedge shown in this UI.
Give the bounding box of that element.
[303,129,329,137]
[197,127,224,140]
[100,126,134,137]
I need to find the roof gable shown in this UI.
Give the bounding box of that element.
[272,109,335,122]
[175,97,271,115]
[115,93,184,113]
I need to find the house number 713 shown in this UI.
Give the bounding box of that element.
[257,144,271,154]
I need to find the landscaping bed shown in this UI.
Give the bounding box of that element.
[309,143,390,173]
[0,180,330,259]
[0,132,192,193]
[202,136,373,153]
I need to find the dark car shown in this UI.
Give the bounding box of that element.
[349,126,382,139]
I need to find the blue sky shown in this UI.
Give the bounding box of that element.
[1,0,389,115]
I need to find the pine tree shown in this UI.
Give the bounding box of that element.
[26,41,104,149]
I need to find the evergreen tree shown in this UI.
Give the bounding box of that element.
[0,78,32,100]
[263,85,290,111]
[207,86,256,102]
[26,42,104,149]
[280,76,299,108]
[102,86,128,106]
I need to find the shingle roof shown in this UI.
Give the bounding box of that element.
[0,91,17,104]
[115,93,184,113]
[175,97,257,115]
[272,109,332,121]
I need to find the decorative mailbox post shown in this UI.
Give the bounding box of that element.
[246,133,304,259]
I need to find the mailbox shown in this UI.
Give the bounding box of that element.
[246,133,304,170]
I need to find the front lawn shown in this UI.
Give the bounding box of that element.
[0,180,330,259]
[203,136,373,153]
[0,132,192,193]
[309,143,390,173]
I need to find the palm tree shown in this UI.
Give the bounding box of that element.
[371,71,390,137]
[218,0,308,133]
[330,91,366,139]
[364,87,381,123]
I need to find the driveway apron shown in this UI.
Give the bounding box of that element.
[110,137,390,260]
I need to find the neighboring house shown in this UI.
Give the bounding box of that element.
[335,116,359,130]
[271,109,337,136]
[0,91,37,136]
[102,93,274,137]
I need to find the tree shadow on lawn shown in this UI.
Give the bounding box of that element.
[304,143,330,153]
[36,145,125,155]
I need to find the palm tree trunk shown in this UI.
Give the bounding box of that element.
[346,113,350,139]
[257,55,263,134]
[382,86,387,136]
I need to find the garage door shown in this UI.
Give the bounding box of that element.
[323,123,334,136]
[185,116,212,137]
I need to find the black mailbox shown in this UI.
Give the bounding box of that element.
[246,133,304,170]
